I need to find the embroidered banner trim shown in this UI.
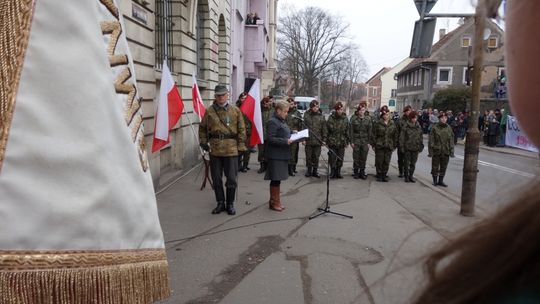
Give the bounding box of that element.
[0,0,35,173]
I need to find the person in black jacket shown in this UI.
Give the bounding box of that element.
[265,101,294,211]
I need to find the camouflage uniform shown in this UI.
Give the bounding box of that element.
[428,122,454,185]
[199,102,247,208]
[257,105,274,172]
[303,109,326,177]
[350,114,372,178]
[396,114,410,177]
[286,106,302,175]
[326,111,349,178]
[236,99,252,172]
[371,120,398,181]
[399,121,424,182]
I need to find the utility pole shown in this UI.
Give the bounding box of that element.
[460,0,487,216]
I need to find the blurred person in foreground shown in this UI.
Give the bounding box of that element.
[414,1,540,302]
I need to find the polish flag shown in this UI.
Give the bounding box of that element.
[152,61,184,152]
[240,79,264,145]
[192,73,206,120]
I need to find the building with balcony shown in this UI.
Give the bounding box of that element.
[231,0,278,99]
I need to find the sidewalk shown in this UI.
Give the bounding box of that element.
[455,139,539,159]
[156,152,482,304]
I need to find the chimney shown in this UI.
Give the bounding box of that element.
[439,29,446,41]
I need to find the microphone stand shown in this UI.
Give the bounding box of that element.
[294,114,353,220]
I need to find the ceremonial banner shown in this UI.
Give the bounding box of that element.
[239,79,264,146]
[506,115,539,152]
[0,1,170,303]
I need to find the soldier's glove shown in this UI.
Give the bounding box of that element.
[200,143,210,151]
[427,153,432,158]
[450,153,455,158]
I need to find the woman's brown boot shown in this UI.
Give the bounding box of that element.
[269,185,284,211]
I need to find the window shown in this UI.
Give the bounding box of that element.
[437,67,453,85]
[391,89,397,97]
[462,67,472,85]
[487,36,498,48]
[155,0,174,71]
[389,99,396,107]
[372,87,378,96]
[498,67,506,78]
[462,36,471,48]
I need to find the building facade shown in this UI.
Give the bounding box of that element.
[396,18,505,111]
[119,0,277,189]
[380,58,413,112]
[365,67,391,110]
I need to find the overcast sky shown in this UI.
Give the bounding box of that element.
[278,0,478,79]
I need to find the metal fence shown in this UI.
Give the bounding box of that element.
[155,0,174,71]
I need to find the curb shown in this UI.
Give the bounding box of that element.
[455,142,538,159]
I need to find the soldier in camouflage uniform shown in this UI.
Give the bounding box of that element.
[371,109,398,182]
[350,104,372,179]
[399,111,424,183]
[428,112,455,187]
[326,102,350,179]
[396,105,412,178]
[199,85,247,215]
[285,97,302,176]
[236,92,252,172]
[257,96,274,173]
[303,100,326,178]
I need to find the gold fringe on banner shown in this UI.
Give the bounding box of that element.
[0,249,170,304]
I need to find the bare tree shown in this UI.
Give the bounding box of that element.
[278,6,352,96]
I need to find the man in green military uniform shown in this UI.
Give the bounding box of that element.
[350,103,372,179]
[396,105,412,178]
[285,97,302,176]
[236,92,252,172]
[303,100,326,178]
[428,112,455,187]
[257,96,274,173]
[199,85,247,215]
[326,102,349,178]
[371,109,398,182]
[399,111,424,183]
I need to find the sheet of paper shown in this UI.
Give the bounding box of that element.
[290,129,309,142]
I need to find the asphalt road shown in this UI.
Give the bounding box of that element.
[405,140,539,213]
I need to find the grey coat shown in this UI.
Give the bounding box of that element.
[265,113,291,181]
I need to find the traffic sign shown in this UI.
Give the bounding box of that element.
[414,0,438,16]
[410,18,437,58]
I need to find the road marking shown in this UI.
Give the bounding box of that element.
[454,155,536,178]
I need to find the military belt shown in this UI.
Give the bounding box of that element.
[209,133,237,140]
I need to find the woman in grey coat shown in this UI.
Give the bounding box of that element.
[265,101,293,211]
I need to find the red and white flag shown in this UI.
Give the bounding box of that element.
[192,73,206,120]
[240,79,264,145]
[152,60,184,152]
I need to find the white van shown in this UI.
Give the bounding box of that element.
[294,96,316,115]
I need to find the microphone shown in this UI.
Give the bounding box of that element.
[291,114,304,121]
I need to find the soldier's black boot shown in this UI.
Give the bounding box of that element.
[359,169,367,180]
[376,173,383,182]
[398,169,404,178]
[382,174,389,182]
[330,168,337,179]
[312,168,321,178]
[353,168,359,179]
[257,162,266,173]
[409,170,416,183]
[404,171,410,183]
[336,167,343,179]
[432,175,438,186]
[293,165,298,173]
[305,166,312,177]
[288,165,295,176]
[211,201,226,214]
[226,188,236,215]
[438,176,448,187]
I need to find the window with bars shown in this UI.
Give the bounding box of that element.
[155,0,174,71]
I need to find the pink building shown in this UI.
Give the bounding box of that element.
[231,0,277,100]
